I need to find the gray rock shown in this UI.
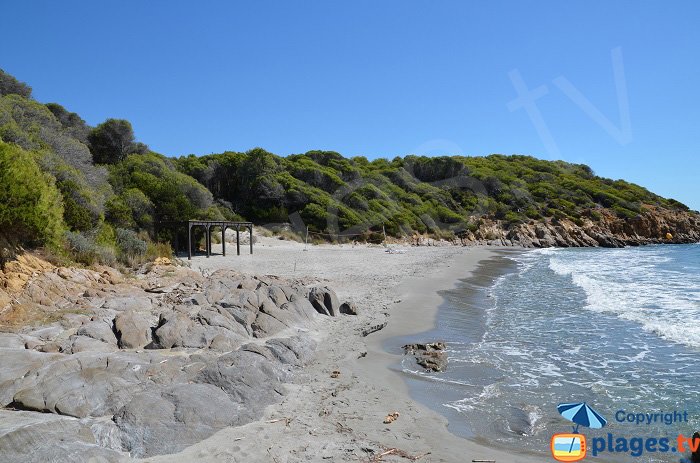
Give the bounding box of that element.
[114,383,253,458]
[196,350,287,405]
[0,333,26,349]
[26,325,63,342]
[114,310,151,349]
[77,319,118,345]
[68,335,117,354]
[0,349,62,406]
[207,333,241,351]
[251,311,288,338]
[88,418,123,452]
[152,312,208,349]
[266,285,289,306]
[264,336,317,366]
[196,307,248,338]
[10,352,151,418]
[0,410,126,463]
[308,286,340,316]
[287,295,320,320]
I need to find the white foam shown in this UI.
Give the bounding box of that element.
[444,383,502,413]
[545,247,700,348]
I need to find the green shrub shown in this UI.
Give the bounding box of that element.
[65,230,116,266]
[0,142,65,247]
[504,211,525,225]
[612,205,638,220]
[109,153,211,224]
[116,228,147,261]
[145,241,173,261]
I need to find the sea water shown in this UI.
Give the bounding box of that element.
[397,244,700,462]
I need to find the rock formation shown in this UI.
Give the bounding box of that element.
[0,256,352,461]
[403,342,448,372]
[460,207,700,248]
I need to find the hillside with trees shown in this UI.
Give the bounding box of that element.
[1,68,698,264]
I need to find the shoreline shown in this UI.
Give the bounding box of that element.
[353,247,548,462]
[383,251,523,440]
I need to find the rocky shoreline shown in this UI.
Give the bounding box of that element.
[0,257,352,462]
[460,207,700,248]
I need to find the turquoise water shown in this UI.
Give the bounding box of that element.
[399,244,700,462]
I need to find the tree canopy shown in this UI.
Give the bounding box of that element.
[88,118,146,164]
[0,69,32,98]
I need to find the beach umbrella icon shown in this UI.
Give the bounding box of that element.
[557,402,607,432]
[557,402,607,454]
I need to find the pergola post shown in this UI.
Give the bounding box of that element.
[249,226,253,254]
[205,225,211,258]
[236,226,241,256]
[187,222,192,260]
[222,226,226,256]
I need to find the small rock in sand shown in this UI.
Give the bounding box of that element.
[403,342,448,372]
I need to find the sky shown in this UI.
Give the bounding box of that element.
[1,1,699,209]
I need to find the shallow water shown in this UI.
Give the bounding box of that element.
[394,244,700,462]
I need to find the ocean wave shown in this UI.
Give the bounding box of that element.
[545,246,700,348]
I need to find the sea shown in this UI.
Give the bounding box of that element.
[393,244,700,462]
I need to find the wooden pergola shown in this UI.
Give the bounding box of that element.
[156,220,253,260]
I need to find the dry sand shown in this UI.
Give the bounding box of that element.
[140,238,543,463]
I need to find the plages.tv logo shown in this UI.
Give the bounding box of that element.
[551,402,607,462]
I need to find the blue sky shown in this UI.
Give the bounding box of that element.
[2,1,699,209]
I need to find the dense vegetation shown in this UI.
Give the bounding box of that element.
[0,69,225,265]
[0,68,694,264]
[176,149,689,238]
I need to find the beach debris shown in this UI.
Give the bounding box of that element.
[383,412,400,424]
[471,460,496,462]
[361,322,388,337]
[335,421,352,433]
[369,447,430,462]
[330,370,341,378]
[266,417,293,426]
[358,351,367,359]
[385,248,407,254]
[403,342,448,372]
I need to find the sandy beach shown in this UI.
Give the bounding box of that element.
[138,238,543,463]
